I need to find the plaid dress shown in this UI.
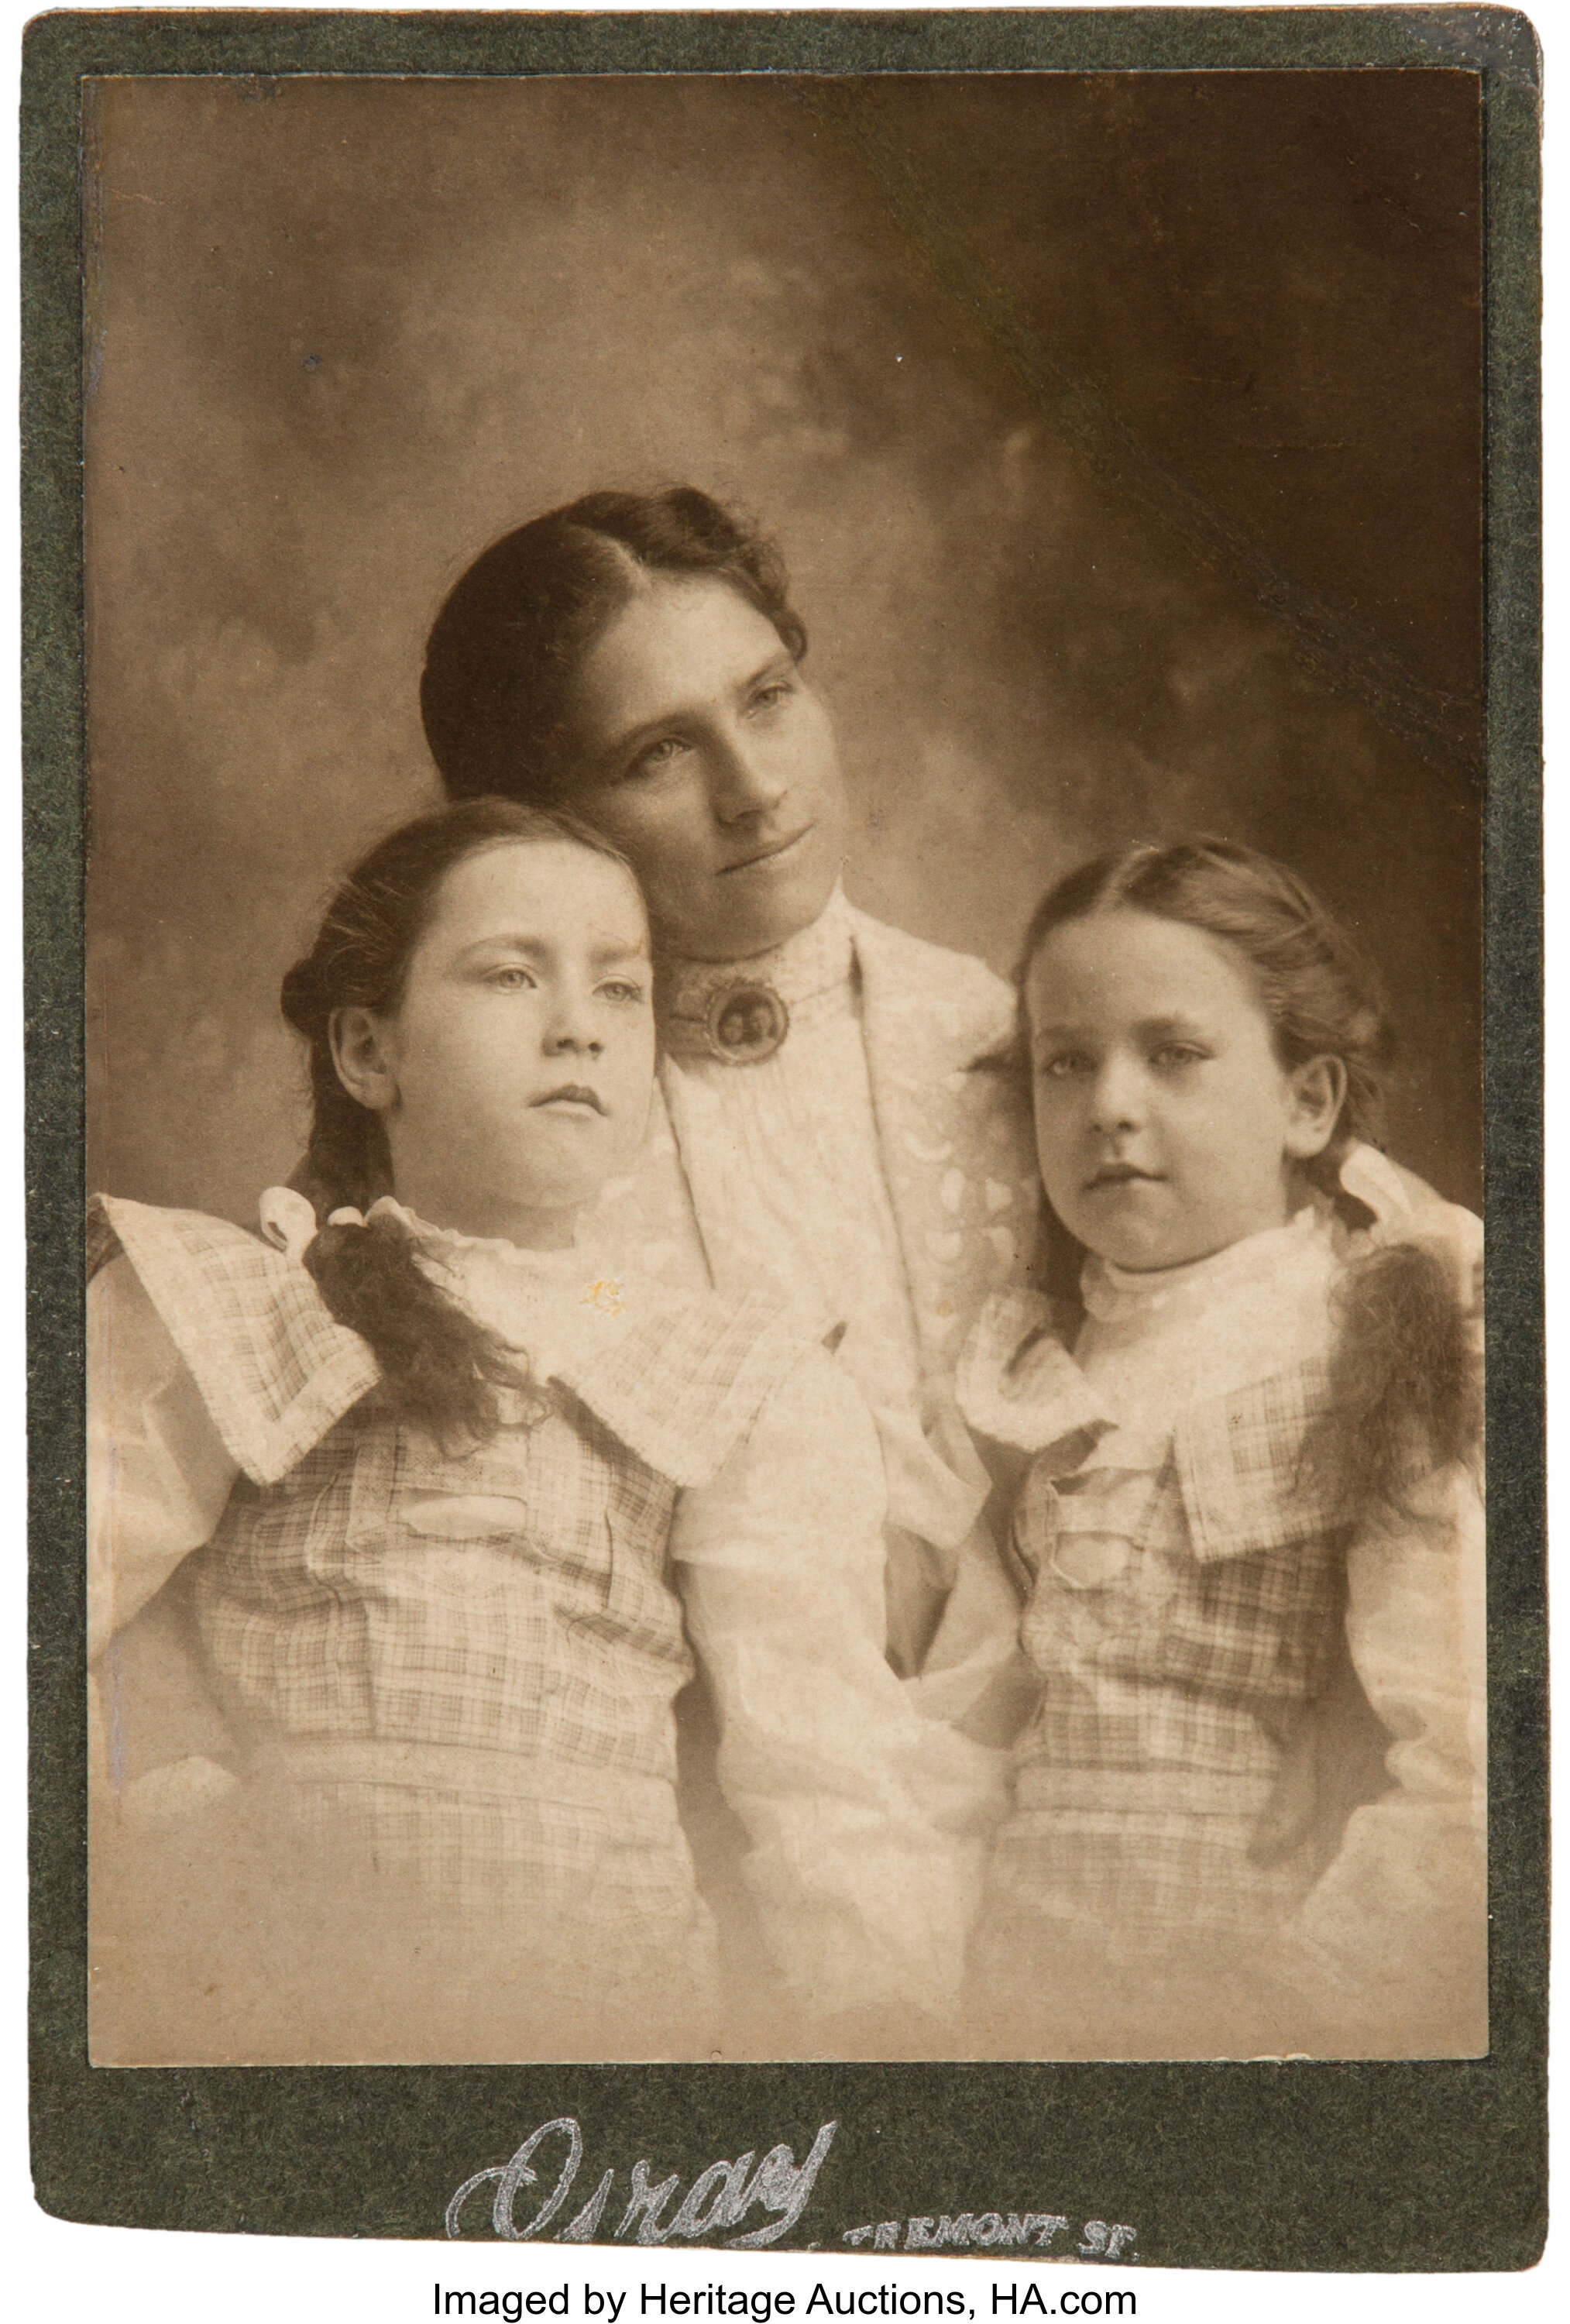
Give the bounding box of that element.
[955,1210,1441,2046]
[91,1195,812,2047]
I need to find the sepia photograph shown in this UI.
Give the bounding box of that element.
[18,0,1547,2270]
[73,52,1498,2078]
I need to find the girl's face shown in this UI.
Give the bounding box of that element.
[564,575,847,962]
[1024,909,1342,1274]
[333,840,654,1248]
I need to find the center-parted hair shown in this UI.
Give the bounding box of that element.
[1018,835,1393,1179]
[420,487,807,805]
[1016,834,1477,1508]
[282,796,642,1445]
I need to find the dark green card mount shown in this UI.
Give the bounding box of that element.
[24,8,1544,2266]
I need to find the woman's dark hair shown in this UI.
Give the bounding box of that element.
[1017,834,1479,1507]
[281,796,641,1445]
[420,486,807,804]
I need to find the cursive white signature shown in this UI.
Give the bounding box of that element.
[448,2116,839,2249]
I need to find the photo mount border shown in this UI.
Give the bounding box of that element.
[23,6,1544,2267]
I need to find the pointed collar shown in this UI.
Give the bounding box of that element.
[91,1193,382,1486]
[955,1284,1114,1456]
[361,1201,817,1490]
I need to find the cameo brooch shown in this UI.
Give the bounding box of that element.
[703,980,789,1064]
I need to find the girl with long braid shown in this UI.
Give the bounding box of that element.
[88,799,996,2062]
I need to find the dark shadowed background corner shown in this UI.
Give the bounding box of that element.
[81,70,1482,1221]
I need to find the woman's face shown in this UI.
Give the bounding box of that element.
[563,575,847,961]
[333,839,654,1248]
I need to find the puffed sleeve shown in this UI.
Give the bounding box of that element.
[88,1253,239,1661]
[1284,1461,1488,2054]
[670,1343,1010,2027]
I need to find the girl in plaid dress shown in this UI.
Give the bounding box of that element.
[959,838,1485,2058]
[90,800,995,2064]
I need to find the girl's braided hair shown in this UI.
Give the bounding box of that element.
[281,796,641,1445]
[1017,836,1479,1514]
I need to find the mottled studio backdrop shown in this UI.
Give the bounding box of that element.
[84,72,1483,1222]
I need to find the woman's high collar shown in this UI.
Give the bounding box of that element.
[656,881,855,1024]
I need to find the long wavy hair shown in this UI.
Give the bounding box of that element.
[282,796,641,1445]
[420,486,807,805]
[1016,836,1479,1513]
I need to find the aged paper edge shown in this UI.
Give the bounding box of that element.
[22,5,1545,2265]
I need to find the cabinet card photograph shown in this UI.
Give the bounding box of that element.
[28,2,1542,2269]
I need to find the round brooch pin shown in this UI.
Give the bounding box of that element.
[703,980,789,1064]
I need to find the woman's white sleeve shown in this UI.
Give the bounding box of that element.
[88,1253,239,1660]
[1286,1463,1488,2051]
[671,1345,1007,2024]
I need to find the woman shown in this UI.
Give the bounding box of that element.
[417,487,1473,1712]
[419,489,1039,1709]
